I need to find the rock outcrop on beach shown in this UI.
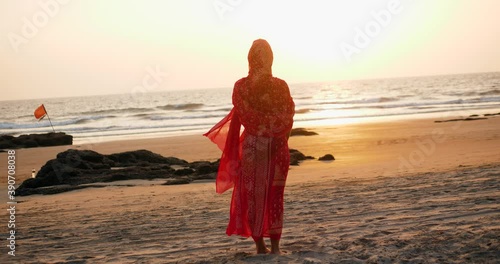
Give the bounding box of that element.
[319,154,335,161]
[290,128,318,136]
[0,132,73,149]
[483,112,500,116]
[15,149,219,196]
[434,117,488,123]
[16,148,313,196]
[434,112,500,123]
[289,149,315,165]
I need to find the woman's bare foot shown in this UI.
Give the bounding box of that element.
[270,239,281,254]
[254,237,270,254]
[256,246,271,254]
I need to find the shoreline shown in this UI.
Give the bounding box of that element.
[67,108,500,145]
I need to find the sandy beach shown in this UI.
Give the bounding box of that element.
[3,0,499,262]
[1,116,499,263]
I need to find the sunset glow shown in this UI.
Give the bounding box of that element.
[1,0,499,100]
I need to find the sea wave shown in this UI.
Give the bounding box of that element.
[147,113,225,121]
[0,115,114,130]
[75,107,152,116]
[131,113,151,117]
[319,97,500,111]
[65,121,218,134]
[477,96,500,103]
[63,125,120,133]
[213,107,233,112]
[446,88,500,97]
[294,105,500,123]
[187,106,232,113]
[17,114,35,119]
[157,103,204,111]
[295,108,312,114]
[74,126,209,140]
[320,97,400,105]
[479,89,500,96]
[294,96,313,100]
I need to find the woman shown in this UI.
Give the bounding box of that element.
[204,39,295,254]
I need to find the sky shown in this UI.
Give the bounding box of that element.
[1,0,499,101]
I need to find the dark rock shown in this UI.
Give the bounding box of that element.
[174,168,195,176]
[464,117,487,121]
[28,158,81,187]
[0,132,72,149]
[16,178,39,189]
[435,119,459,123]
[107,149,187,166]
[16,149,213,196]
[290,128,318,136]
[16,148,314,196]
[23,140,39,148]
[189,161,218,175]
[289,149,310,166]
[192,173,217,181]
[197,164,215,174]
[58,149,105,163]
[211,160,220,168]
[0,142,14,149]
[290,149,306,160]
[36,132,73,146]
[103,174,126,182]
[435,117,487,123]
[55,149,111,170]
[319,154,335,161]
[150,165,172,171]
[1,135,14,140]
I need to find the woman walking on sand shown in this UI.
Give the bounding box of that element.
[204,39,295,254]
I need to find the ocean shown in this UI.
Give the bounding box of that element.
[1,72,500,144]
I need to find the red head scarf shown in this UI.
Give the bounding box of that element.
[248,39,273,77]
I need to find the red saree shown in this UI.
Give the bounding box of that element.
[204,74,295,240]
[204,39,295,240]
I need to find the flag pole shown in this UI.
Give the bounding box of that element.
[43,105,56,133]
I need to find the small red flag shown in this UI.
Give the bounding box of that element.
[34,104,47,120]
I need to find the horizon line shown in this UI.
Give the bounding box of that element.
[1,70,499,102]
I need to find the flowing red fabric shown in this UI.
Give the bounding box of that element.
[203,108,241,193]
[204,39,295,240]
